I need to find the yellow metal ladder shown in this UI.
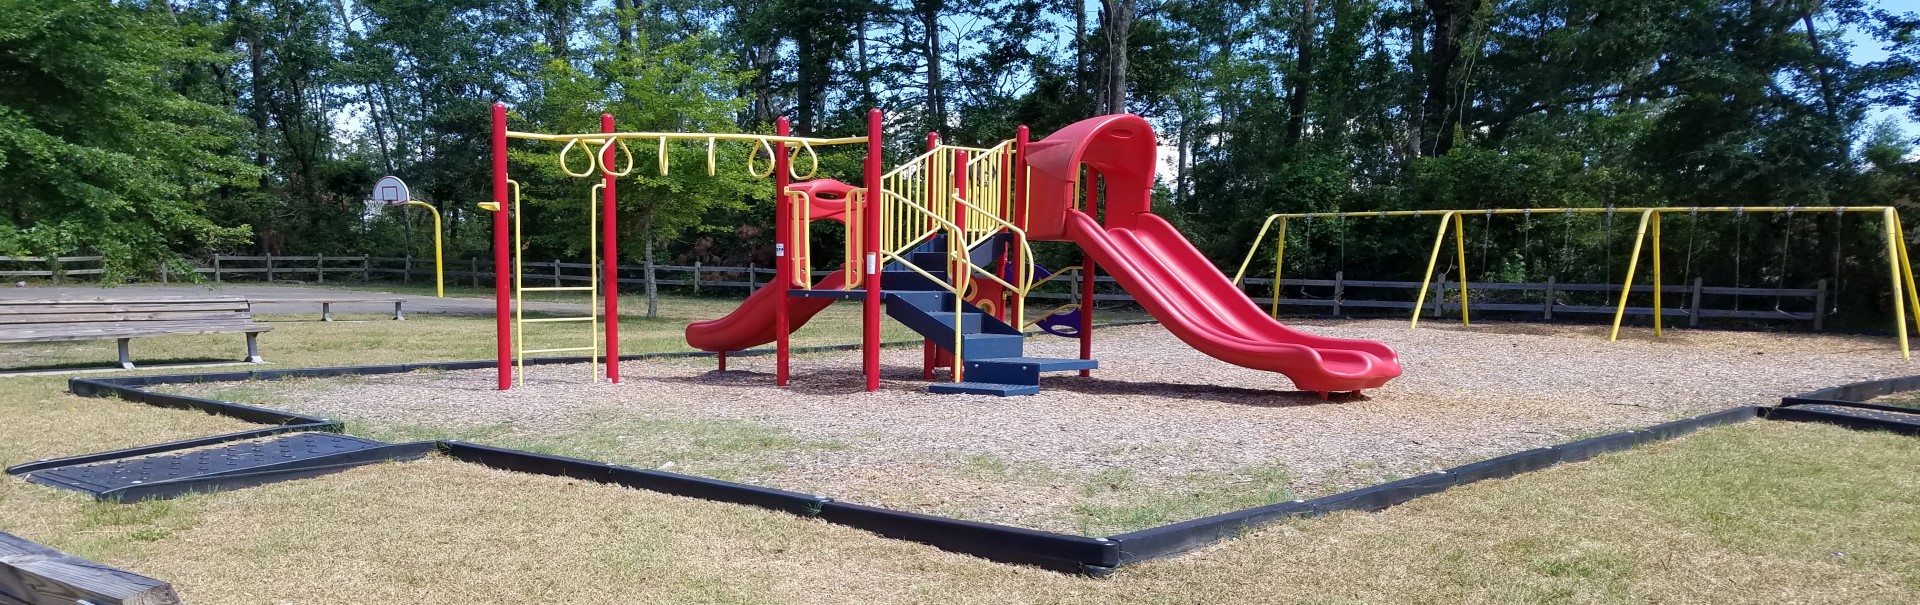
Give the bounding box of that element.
[509,179,603,384]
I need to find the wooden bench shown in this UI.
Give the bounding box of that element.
[0,298,270,369]
[1,531,184,605]
[250,298,406,321]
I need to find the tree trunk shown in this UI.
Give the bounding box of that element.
[1418,0,1477,157]
[1101,0,1132,114]
[1075,0,1087,103]
[645,209,659,319]
[919,0,945,130]
[858,11,874,109]
[328,0,393,173]
[1284,0,1318,148]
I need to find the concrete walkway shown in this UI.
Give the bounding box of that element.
[0,284,589,316]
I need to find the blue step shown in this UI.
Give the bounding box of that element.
[928,381,1040,397]
[880,269,947,291]
[963,357,1098,386]
[789,289,866,299]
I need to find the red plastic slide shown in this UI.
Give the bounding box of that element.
[1065,210,1401,393]
[685,271,848,352]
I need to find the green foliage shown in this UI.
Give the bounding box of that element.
[0,0,256,279]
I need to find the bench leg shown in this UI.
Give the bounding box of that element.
[322,302,333,322]
[117,338,134,370]
[393,301,405,320]
[245,332,263,363]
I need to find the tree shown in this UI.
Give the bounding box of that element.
[0,0,257,279]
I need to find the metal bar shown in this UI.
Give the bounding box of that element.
[601,113,618,383]
[863,108,884,392]
[1453,213,1470,325]
[1409,212,1457,329]
[1271,217,1287,319]
[1885,208,1911,359]
[521,286,595,292]
[774,117,792,386]
[521,346,598,354]
[519,317,596,323]
[1609,210,1657,341]
[1652,213,1663,336]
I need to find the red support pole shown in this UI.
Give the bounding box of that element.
[774,117,793,386]
[952,150,969,383]
[862,108,883,392]
[600,114,621,383]
[1080,258,1095,377]
[922,131,941,380]
[492,103,511,391]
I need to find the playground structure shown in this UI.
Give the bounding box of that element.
[484,108,1403,396]
[1234,207,1920,358]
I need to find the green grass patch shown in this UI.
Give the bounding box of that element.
[1072,465,1294,535]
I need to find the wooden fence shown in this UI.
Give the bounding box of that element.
[18,254,1829,328]
[0,256,105,283]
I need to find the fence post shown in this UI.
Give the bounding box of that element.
[362,256,370,282]
[1814,278,1828,331]
[317,253,325,283]
[748,262,757,290]
[1689,277,1703,327]
[265,254,275,282]
[403,255,412,283]
[471,258,480,288]
[214,255,223,283]
[157,261,169,284]
[693,262,701,295]
[1433,276,1446,318]
[49,256,60,285]
[1543,276,1556,320]
[1331,271,1344,317]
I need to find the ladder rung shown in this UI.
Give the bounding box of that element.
[522,286,595,292]
[521,347,597,354]
[520,317,596,323]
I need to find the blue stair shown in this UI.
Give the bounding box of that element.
[881,235,1095,397]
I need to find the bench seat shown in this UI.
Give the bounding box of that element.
[0,297,270,369]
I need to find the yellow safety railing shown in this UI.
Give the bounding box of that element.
[509,179,602,384]
[1232,206,1920,358]
[786,189,866,290]
[869,141,1032,379]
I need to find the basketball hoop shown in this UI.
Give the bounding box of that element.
[367,176,410,219]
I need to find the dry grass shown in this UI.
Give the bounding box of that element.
[6,421,1918,604]
[161,319,1918,534]
[3,292,1920,603]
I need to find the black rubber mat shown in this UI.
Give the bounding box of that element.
[25,433,388,497]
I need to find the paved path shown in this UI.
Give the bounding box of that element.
[0,284,590,316]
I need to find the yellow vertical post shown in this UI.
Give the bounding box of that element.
[402,201,445,298]
[1608,210,1656,342]
[1453,213,1471,326]
[1651,211,1663,337]
[1410,212,1456,329]
[1884,208,1911,359]
[1892,212,1920,337]
[1271,217,1288,319]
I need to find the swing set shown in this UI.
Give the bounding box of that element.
[1232,206,1920,358]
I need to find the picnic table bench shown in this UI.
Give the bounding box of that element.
[251,298,408,321]
[0,297,269,369]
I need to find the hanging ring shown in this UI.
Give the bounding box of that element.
[789,141,820,180]
[747,137,777,179]
[659,136,670,176]
[559,138,597,178]
[595,136,636,177]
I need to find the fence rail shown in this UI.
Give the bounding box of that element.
[19,254,1828,328]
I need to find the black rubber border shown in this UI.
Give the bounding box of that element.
[1106,405,1762,564]
[21,348,1917,575]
